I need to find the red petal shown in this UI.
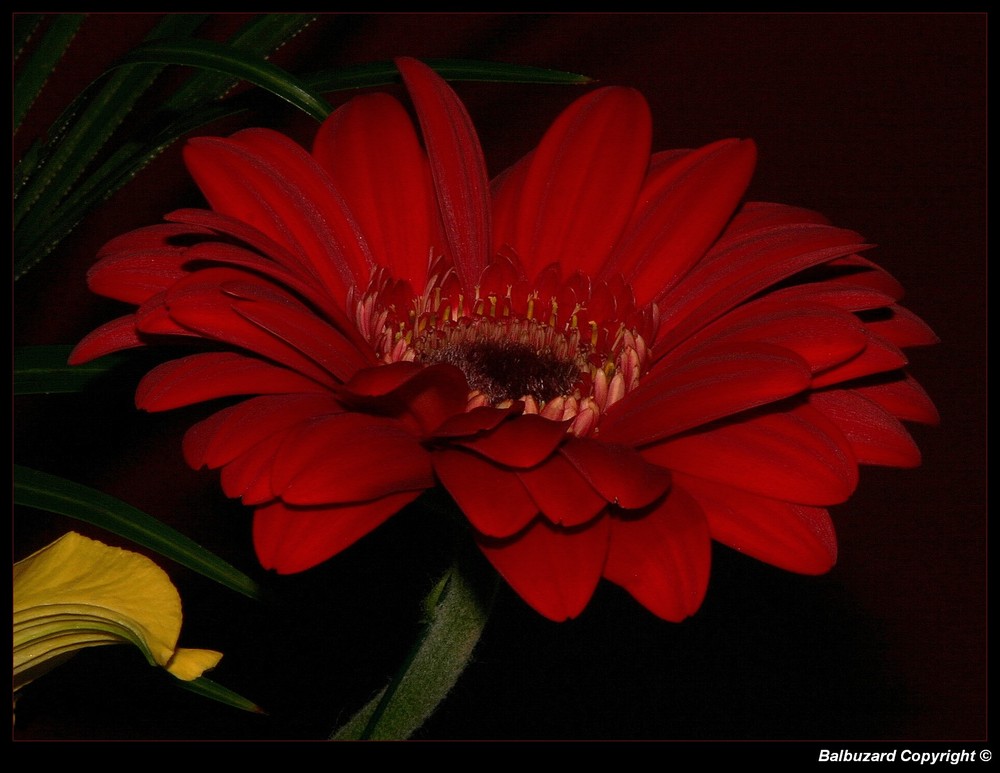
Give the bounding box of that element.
[477,516,610,621]
[610,139,757,305]
[517,452,607,527]
[642,403,859,506]
[183,132,370,301]
[601,342,812,446]
[228,279,374,381]
[68,316,143,363]
[675,472,837,575]
[603,487,711,621]
[433,404,520,438]
[811,329,908,388]
[655,222,869,351]
[220,431,291,504]
[182,393,341,470]
[810,390,922,467]
[177,236,376,360]
[490,152,532,257]
[454,414,569,467]
[166,208,328,283]
[95,221,211,257]
[313,93,439,288]
[826,254,905,299]
[667,297,868,374]
[723,201,832,232]
[341,362,469,435]
[182,405,234,470]
[432,448,537,537]
[560,439,672,509]
[136,352,327,412]
[269,413,433,505]
[865,304,940,348]
[253,492,420,574]
[768,282,896,313]
[343,360,432,397]
[163,268,362,384]
[87,223,202,304]
[135,296,200,339]
[396,57,490,288]
[179,240,351,327]
[854,374,940,425]
[498,87,651,278]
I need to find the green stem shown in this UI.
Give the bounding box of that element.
[331,542,498,740]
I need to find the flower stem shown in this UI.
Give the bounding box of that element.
[330,541,497,741]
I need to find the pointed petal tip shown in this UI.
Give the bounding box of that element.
[395,55,491,287]
[477,517,608,623]
[724,136,758,179]
[65,345,87,366]
[67,316,144,365]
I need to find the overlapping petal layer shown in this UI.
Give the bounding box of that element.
[71,57,936,622]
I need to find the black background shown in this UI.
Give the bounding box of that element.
[13,13,986,744]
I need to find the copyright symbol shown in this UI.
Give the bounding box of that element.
[981,750,992,762]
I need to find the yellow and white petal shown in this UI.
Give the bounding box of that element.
[13,532,222,691]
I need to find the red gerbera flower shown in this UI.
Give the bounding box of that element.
[70,58,938,622]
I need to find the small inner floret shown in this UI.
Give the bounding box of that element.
[417,338,582,405]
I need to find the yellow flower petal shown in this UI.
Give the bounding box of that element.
[13,532,222,691]
[165,647,224,681]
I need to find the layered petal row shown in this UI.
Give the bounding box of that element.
[71,57,936,622]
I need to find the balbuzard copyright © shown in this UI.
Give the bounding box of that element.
[818,750,991,764]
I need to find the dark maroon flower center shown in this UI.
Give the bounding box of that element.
[357,264,652,436]
[416,338,582,405]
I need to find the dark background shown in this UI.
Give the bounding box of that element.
[12,13,986,743]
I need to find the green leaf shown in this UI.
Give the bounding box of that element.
[332,549,497,740]
[14,15,208,277]
[174,675,266,715]
[304,58,592,93]
[26,56,592,262]
[62,15,318,222]
[14,15,317,276]
[13,14,86,132]
[12,14,46,60]
[14,345,124,395]
[14,43,591,277]
[113,38,331,122]
[15,15,206,222]
[164,14,316,113]
[13,465,264,602]
[422,58,592,84]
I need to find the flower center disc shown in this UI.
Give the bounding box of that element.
[357,264,653,436]
[416,336,582,405]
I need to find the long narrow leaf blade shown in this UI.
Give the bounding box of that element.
[304,58,592,93]
[13,14,45,59]
[14,15,208,277]
[173,675,266,714]
[13,14,86,132]
[14,345,124,395]
[114,38,332,122]
[15,15,206,222]
[68,15,319,211]
[14,465,263,601]
[165,14,316,112]
[15,52,590,277]
[15,15,316,275]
